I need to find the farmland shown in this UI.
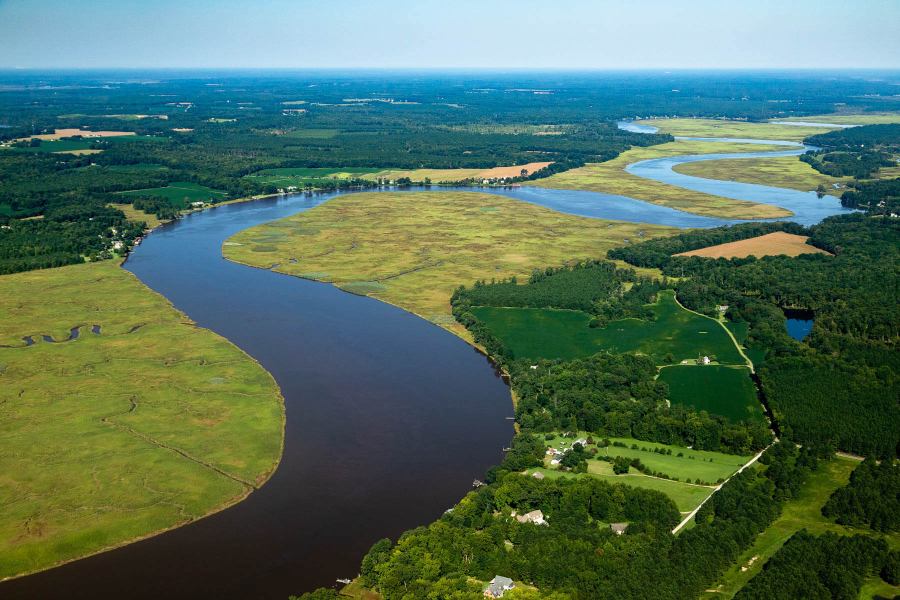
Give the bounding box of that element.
[471,290,747,365]
[0,261,284,580]
[243,167,384,189]
[371,161,553,182]
[673,231,831,259]
[222,191,678,342]
[528,139,795,219]
[526,433,750,511]
[119,182,228,206]
[657,365,766,423]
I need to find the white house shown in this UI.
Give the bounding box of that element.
[484,576,515,598]
[514,510,548,526]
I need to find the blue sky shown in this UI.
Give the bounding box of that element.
[0,0,898,69]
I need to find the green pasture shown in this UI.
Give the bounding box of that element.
[525,467,713,512]
[119,182,227,206]
[279,129,340,138]
[701,458,899,598]
[107,164,170,172]
[0,261,283,580]
[658,365,766,423]
[3,136,164,155]
[471,290,746,365]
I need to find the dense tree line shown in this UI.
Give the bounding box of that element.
[841,177,900,216]
[734,530,892,600]
[800,148,895,179]
[607,215,900,459]
[803,123,900,150]
[822,458,900,532]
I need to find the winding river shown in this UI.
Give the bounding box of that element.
[1,125,855,600]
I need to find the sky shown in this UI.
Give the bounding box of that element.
[0,0,898,69]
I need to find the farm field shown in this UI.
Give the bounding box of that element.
[470,291,747,365]
[221,191,678,342]
[109,202,167,229]
[658,365,766,423]
[528,139,795,219]
[671,155,871,193]
[525,466,714,513]
[244,167,384,188]
[119,182,228,206]
[674,231,831,259]
[0,261,284,580]
[634,117,836,141]
[371,161,553,182]
[701,458,900,599]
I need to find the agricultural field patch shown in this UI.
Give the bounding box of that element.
[222,191,678,343]
[657,365,766,423]
[0,261,284,580]
[119,182,228,206]
[471,291,747,365]
[673,231,831,259]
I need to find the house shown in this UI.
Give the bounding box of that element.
[610,523,628,536]
[532,471,545,480]
[514,510,547,526]
[191,201,205,208]
[550,454,565,465]
[112,241,124,249]
[546,448,560,455]
[484,576,515,598]
[717,305,729,313]
[573,438,588,447]
[699,356,711,365]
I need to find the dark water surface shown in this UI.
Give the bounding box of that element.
[783,309,815,341]
[3,128,855,599]
[1,191,515,600]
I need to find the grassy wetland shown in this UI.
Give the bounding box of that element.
[528,139,796,219]
[0,261,284,580]
[222,191,679,341]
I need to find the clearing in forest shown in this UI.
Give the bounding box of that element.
[0,262,284,581]
[471,290,746,365]
[673,231,831,259]
[119,182,228,206]
[221,191,679,342]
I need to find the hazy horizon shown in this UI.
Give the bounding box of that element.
[1,0,898,70]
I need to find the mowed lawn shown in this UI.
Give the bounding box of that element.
[222,191,679,343]
[526,434,750,512]
[0,262,284,580]
[658,365,766,423]
[471,290,746,365]
[119,182,228,206]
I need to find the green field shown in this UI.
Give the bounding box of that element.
[0,261,284,580]
[2,136,165,155]
[526,433,751,511]
[701,458,900,598]
[223,191,677,344]
[244,167,385,189]
[471,291,747,365]
[107,163,170,172]
[119,182,228,206]
[278,129,341,138]
[658,365,766,423]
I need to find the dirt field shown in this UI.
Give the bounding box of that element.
[29,128,136,140]
[375,161,552,182]
[674,231,832,258]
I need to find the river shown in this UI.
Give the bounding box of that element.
[1,127,854,600]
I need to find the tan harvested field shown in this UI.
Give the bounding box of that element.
[374,161,552,182]
[28,129,137,141]
[172,128,194,132]
[56,149,103,155]
[674,232,832,259]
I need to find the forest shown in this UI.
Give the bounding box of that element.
[800,123,900,179]
[821,458,900,533]
[841,177,900,215]
[608,215,900,459]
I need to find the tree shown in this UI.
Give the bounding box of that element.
[613,455,631,474]
[664,352,675,364]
